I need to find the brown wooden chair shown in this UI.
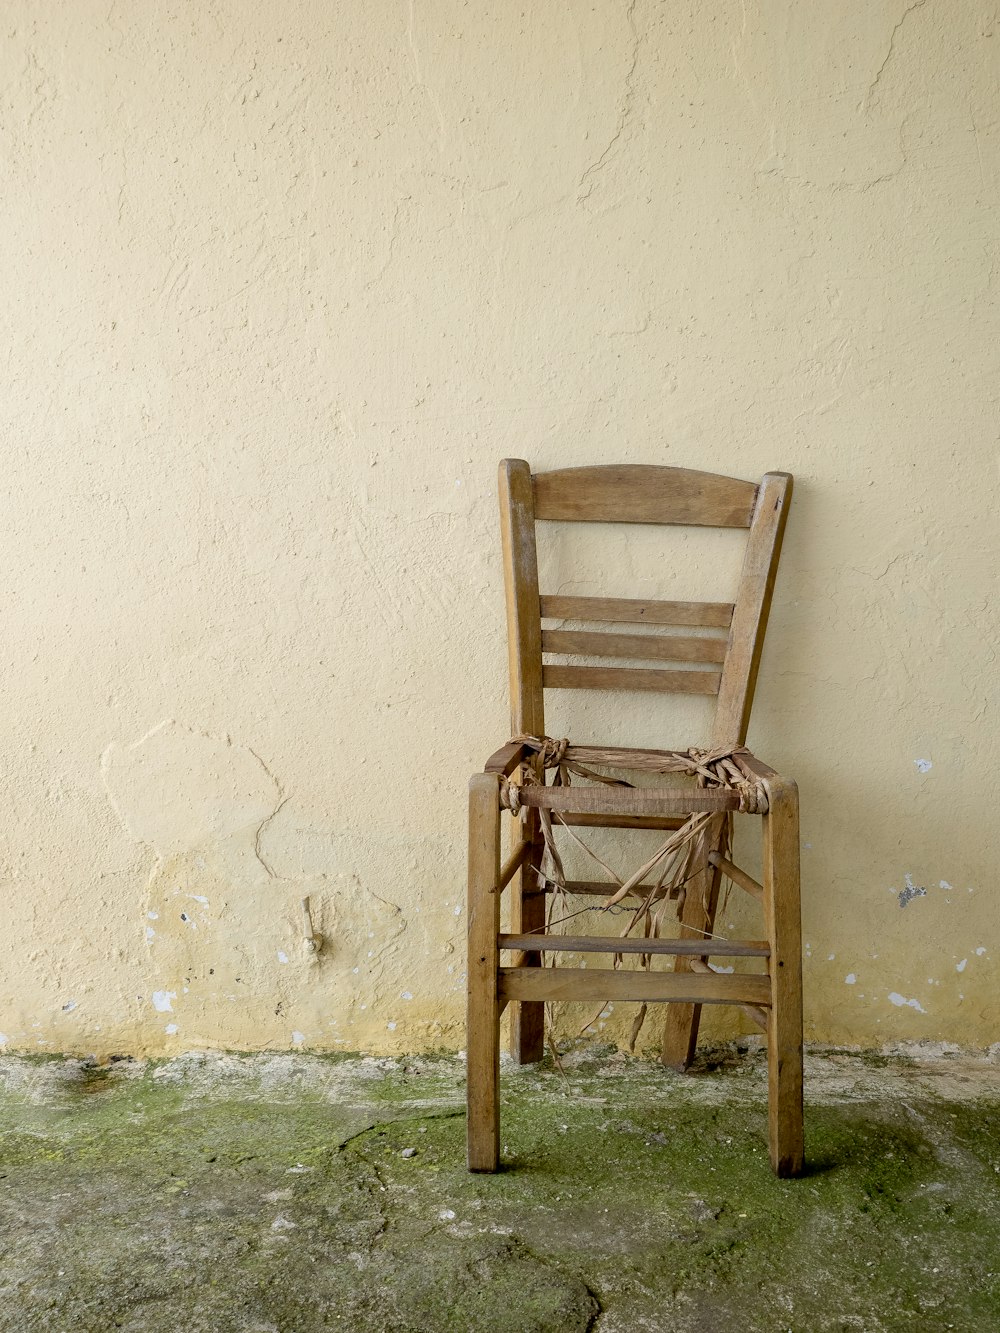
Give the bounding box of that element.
[466,461,804,1177]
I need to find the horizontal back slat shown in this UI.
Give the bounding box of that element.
[533,465,758,527]
[539,595,734,628]
[543,664,721,695]
[542,628,727,665]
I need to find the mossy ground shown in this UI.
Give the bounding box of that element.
[1,1045,999,1331]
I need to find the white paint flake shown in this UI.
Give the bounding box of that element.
[276,950,289,964]
[151,990,176,1012]
[400,991,413,1000]
[956,959,967,973]
[145,927,155,939]
[914,758,932,773]
[387,1021,397,1031]
[147,910,159,920]
[845,973,857,985]
[976,947,986,956]
[939,880,952,891]
[291,1031,305,1045]
[888,992,927,1013]
[165,1023,178,1035]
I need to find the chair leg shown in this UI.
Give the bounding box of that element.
[763,780,804,1177]
[467,773,502,1171]
[510,814,545,1064]
[661,815,726,1071]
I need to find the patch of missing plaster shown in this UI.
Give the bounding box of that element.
[914,758,932,773]
[101,721,281,856]
[898,873,926,908]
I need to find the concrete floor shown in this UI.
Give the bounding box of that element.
[1,1044,999,1332]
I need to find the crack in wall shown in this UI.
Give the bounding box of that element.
[862,0,929,113]
[253,794,292,881]
[407,0,447,150]
[577,0,640,203]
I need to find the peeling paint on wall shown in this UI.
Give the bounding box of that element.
[888,993,927,1014]
[897,874,927,909]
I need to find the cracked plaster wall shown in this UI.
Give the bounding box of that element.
[1,0,998,1057]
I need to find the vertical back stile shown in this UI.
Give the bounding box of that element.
[498,460,547,1064]
[712,472,793,747]
[499,459,545,738]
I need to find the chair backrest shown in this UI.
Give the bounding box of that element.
[498,461,792,748]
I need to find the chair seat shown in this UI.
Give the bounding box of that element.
[491,740,773,818]
[515,782,743,816]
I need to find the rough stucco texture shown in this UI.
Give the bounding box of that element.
[1,1,997,1057]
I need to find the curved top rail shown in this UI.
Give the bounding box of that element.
[530,464,759,528]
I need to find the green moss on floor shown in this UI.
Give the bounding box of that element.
[0,1047,998,1331]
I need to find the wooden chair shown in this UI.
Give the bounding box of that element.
[466,462,804,1177]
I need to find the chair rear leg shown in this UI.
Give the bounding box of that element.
[661,816,726,1071]
[763,780,804,1177]
[467,773,502,1171]
[510,813,545,1064]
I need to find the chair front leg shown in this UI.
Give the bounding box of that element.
[762,778,804,1177]
[467,772,502,1171]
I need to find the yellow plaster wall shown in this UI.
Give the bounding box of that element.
[1,1,998,1057]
